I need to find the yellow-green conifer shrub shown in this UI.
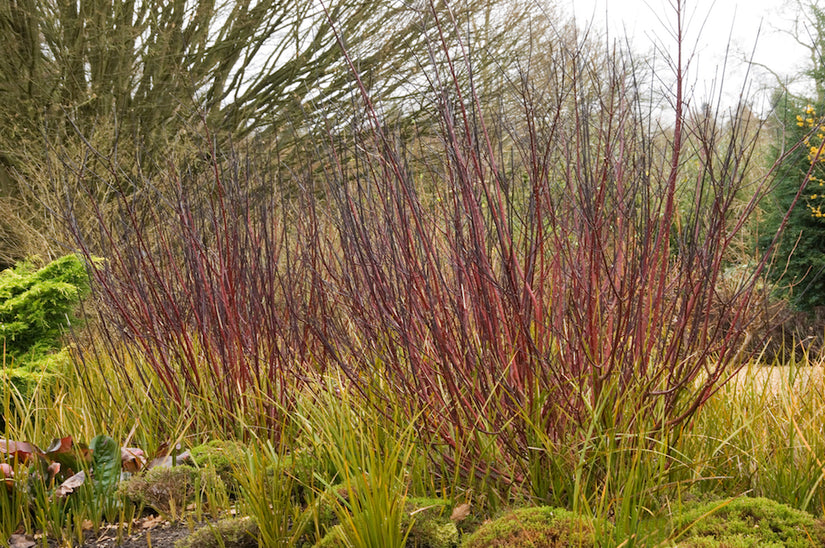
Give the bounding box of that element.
[0,255,92,428]
[0,255,90,356]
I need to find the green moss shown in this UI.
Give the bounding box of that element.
[174,517,258,548]
[670,497,825,547]
[461,506,609,548]
[190,440,246,496]
[404,498,459,548]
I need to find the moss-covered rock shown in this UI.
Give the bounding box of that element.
[670,496,825,547]
[174,517,259,548]
[404,497,459,548]
[461,506,609,548]
[190,440,246,496]
[314,524,346,547]
[118,465,203,517]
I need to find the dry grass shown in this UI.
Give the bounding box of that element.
[731,364,825,394]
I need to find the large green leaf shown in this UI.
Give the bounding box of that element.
[89,435,120,495]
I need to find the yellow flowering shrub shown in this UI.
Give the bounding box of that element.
[796,104,825,219]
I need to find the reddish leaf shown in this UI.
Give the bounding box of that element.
[45,436,90,477]
[0,462,13,491]
[45,436,74,454]
[121,447,146,473]
[0,439,43,463]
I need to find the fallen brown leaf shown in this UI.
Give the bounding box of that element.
[451,502,471,522]
[141,515,166,529]
[55,470,86,497]
[8,534,36,548]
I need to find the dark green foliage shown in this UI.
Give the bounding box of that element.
[762,95,825,310]
[461,507,609,548]
[671,496,825,547]
[0,254,89,359]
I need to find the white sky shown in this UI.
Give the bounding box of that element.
[567,0,814,111]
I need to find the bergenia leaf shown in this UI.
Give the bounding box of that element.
[90,435,120,494]
[45,436,90,477]
[0,439,43,463]
[121,447,146,473]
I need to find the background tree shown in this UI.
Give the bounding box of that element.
[0,0,531,265]
[762,0,825,310]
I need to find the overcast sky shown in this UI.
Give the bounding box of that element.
[566,0,813,110]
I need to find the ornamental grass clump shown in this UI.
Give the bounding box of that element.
[66,146,328,437]
[309,1,797,531]
[57,1,812,541]
[299,379,417,548]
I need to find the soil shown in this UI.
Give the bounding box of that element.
[77,520,197,548]
[9,517,204,548]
